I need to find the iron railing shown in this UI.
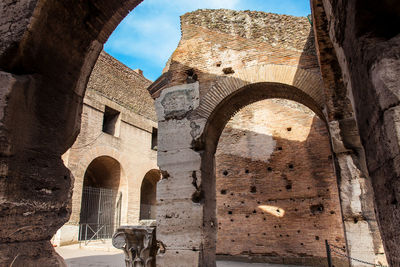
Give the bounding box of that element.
[325,240,387,267]
[79,186,122,245]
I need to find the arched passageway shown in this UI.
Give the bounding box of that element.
[140,169,161,220]
[0,1,398,266]
[79,156,123,241]
[215,99,346,266]
[156,78,384,266]
[201,82,332,264]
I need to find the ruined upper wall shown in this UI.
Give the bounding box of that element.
[152,9,322,101]
[87,51,156,121]
[181,9,315,54]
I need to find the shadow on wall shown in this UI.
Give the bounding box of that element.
[215,114,348,267]
[150,26,342,265]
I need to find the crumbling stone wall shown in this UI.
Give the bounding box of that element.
[154,9,385,266]
[153,9,321,100]
[53,52,158,246]
[1,1,396,265]
[0,0,143,265]
[311,0,396,265]
[215,99,346,266]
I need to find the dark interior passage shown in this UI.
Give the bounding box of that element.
[79,156,122,240]
[140,169,161,220]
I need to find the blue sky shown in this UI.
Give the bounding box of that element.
[104,0,311,81]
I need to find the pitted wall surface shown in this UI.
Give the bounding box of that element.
[215,99,346,266]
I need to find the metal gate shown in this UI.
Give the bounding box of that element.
[79,186,122,243]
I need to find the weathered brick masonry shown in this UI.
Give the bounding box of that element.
[1,1,398,266]
[159,9,321,100]
[154,9,386,266]
[53,51,158,246]
[216,99,346,266]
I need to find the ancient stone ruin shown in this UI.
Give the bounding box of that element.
[53,51,159,247]
[0,1,399,267]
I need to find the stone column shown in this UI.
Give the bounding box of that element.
[329,119,386,266]
[0,72,77,266]
[155,83,214,267]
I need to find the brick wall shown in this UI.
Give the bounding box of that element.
[55,53,158,246]
[154,9,321,100]
[215,99,347,266]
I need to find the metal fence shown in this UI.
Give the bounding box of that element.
[79,186,122,244]
[325,240,387,267]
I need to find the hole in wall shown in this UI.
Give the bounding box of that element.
[287,127,292,131]
[221,189,227,195]
[223,170,228,176]
[222,67,235,74]
[267,167,272,171]
[250,186,257,193]
[185,68,198,83]
[310,204,324,214]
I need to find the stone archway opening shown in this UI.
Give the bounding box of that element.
[194,81,349,265]
[79,156,124,241]
[214,98,347,266]
[140,169,161,221]
[1,1,396,265]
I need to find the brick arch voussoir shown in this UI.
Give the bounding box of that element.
[74,146,129,187]
[197,64,324,120]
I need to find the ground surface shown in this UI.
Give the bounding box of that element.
[56,246,309,267]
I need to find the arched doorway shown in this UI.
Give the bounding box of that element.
[1,1,397,265]
[140,169,161,221]
[215,98,346,266]
[79,156,123,241]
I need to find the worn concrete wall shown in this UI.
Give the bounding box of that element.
[215,99,347,266]
[54,52,158,246]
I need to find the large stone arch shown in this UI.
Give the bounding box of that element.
[0,1,396,266]
[69,146,129,227]
[202,82,325,152]
[156,81,330,266]
[197,64,325,120]
[1,1,145,265]
[156,78,384,266]
[199,82,329,265]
